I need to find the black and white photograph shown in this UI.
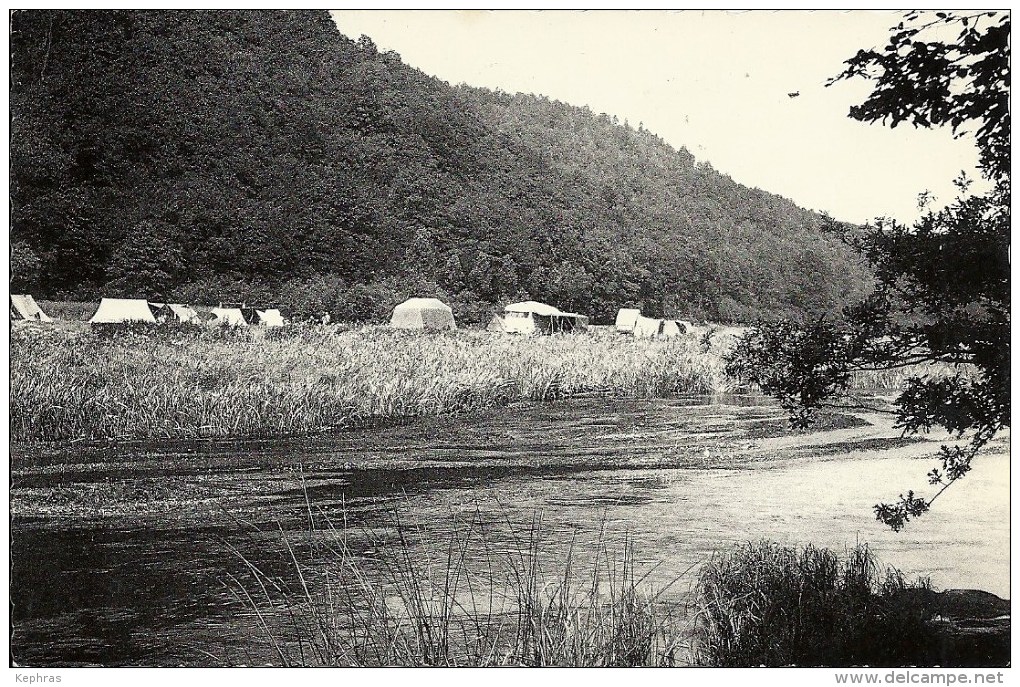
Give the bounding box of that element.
[6,8,1011,678]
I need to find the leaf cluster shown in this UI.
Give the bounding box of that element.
[731,11,1010,529]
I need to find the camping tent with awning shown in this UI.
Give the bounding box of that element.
[500,301,588,334]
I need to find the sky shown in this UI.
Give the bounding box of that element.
[331,10,988,225]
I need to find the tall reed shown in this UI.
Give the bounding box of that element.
[12,323,731,442]
[225,504,690,666]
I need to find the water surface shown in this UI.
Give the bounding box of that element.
[10,397,1009,666]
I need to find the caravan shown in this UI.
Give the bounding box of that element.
[614,308,640,333]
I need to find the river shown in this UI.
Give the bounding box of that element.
[10,397,1009,666]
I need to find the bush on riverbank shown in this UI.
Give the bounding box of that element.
[693,541,940,667]
[10,322,734,442]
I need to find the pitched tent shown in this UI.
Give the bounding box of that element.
[150,303,200,324]
[390,298,456,331]
[89,298,158,324]
[240,307,259,325]
[615,308,640,333]
[660,319,683,338]
[256,308,285,327]
[211,307,248,326]
[167,304,201,323]
[486,314,510,333]
[633,316,683,339]
[10,295,52,322]
[632,315,662,339]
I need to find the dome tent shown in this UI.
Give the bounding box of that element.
[389,298,456,331]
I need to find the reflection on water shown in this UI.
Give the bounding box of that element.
[9,397,1009,666]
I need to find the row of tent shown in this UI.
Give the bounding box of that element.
[388,298,590,334]
[614,308,690,339]
[10,295,285,327]
[13,294,690,338]
[89,298,285,326]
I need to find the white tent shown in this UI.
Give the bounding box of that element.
[632,315,663,339]
[10,295,52,322]
[615,308,640,333]
[89,298,157,324]
[166,304,201,323]
[151,303,201,323]
[211,307,248,326]
[633,316,683,339]
[256,308,285,327]
[660,319,683,338]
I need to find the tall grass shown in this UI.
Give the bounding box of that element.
[227,509,948,667]
[225,505,689,666]
[693,541,940,667]
[11,322,734,442]
[848,363,963,392]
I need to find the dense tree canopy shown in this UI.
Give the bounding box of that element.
[10,9,869,323]
[727,11,1009,530]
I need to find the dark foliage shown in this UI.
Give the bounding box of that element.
[726,11,1009,529]
[10,10,869,323]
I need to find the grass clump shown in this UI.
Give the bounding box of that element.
[226,507,687,667]
[693,540,941,667]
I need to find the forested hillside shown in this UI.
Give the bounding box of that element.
[10,9,870,323]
